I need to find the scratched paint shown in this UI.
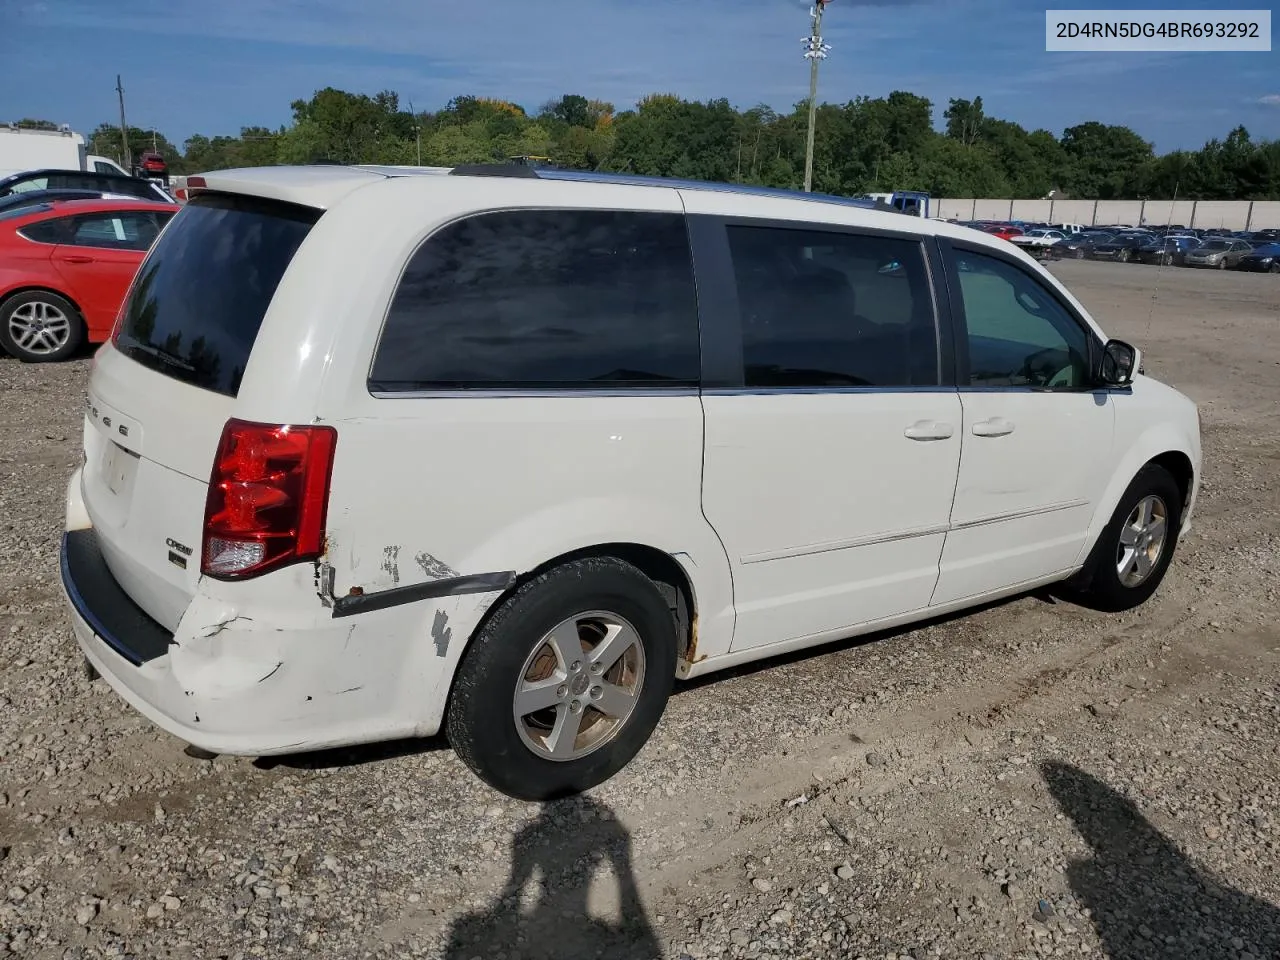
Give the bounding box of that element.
[202,615,252,638]
[431,609,452,657]
[415,551,458,580]
[381,545,401,585]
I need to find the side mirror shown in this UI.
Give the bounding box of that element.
[1098,339,1141,387]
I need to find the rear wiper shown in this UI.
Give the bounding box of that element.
[126,342,196,372]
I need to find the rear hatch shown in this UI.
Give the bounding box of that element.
[81,192,319,631]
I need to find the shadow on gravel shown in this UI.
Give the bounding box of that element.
[252,735,450,771]
[1043,761,1280,960]
[442,794,662,960]
[678,587,1059,692]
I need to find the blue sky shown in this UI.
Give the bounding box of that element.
[6,0,1278,153]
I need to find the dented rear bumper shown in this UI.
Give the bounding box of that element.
[61,469,500,757]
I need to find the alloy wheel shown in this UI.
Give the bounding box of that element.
[512,610,647,762]
[8,300,71,356]
[1116,495,1169,588]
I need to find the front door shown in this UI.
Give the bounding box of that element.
[692,213,963,652]
[932,242,1115,606]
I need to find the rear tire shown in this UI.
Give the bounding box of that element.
[0,290,85,363]
[1271,263,1280,274]
[446,557,677,801]
[1068,464,1183,612]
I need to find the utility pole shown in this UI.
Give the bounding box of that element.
[408,99,421,166]
[802,1,832,193]
[115,74,131,170]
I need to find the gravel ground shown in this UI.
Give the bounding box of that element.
[1,260,1278,960]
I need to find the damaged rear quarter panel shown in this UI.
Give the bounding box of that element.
[171,567,497,740]
[318,393,737,670]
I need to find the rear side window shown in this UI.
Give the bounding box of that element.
[67,211,172,251]
[17,215,69,242]
[370,210,700,391]
[726,225,939,388]
[114,193,319,397]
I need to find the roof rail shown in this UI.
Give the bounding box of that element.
[444,162,902,213]
[449,162,541,178]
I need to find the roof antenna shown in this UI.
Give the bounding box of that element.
[1143,179,1178,343]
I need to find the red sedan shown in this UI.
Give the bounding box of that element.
[0,197,178,362]
[980,223,1024,241]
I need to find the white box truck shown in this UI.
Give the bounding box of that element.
[0,124,130,178]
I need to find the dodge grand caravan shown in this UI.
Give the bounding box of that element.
[61,163,1201,800]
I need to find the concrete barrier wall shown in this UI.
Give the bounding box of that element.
[1139,199,1198,227]
[935,198,1280,230]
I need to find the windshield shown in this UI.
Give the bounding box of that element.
[114,193,320,397]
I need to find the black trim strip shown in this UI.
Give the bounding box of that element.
[61,530,174,666]
[686,214,744,390]
[925,236,959,387]
[331,571,516,618]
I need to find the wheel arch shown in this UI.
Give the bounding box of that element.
[476,542,699,667]
[0,284,86,319]
[1078,433,1198,570]
[1148,450,1195,517]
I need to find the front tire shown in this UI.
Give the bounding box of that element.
[446,557,677,801]
[1070,464,1183,612]
[0,290,84,362]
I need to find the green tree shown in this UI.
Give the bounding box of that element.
[1060,121,1154,199]
[944,97,984,146]
[90,83,1274,202]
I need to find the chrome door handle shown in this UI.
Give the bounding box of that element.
[972,417,1015,437]
[904,420,955,441]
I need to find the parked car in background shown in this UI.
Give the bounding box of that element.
[1135,235,1201,266]
[1235,243,1280,273]
[0,197,178,361]
[0,188,146,216]
[1089,233,1155,263]
[981,223,1023,241]
[0,168,171,203]
[1009,228,1067,257]
[1182,238,1253,270]
[1050,231,1115,260]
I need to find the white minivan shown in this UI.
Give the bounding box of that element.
[61,164,1201,800]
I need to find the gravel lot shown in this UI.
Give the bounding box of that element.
[2,260,1278,960]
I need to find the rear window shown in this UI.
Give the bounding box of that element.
[114,193,319,397]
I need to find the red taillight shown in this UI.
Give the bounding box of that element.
[201,419,337,580]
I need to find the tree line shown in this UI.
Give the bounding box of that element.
[77,87,1280,200]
